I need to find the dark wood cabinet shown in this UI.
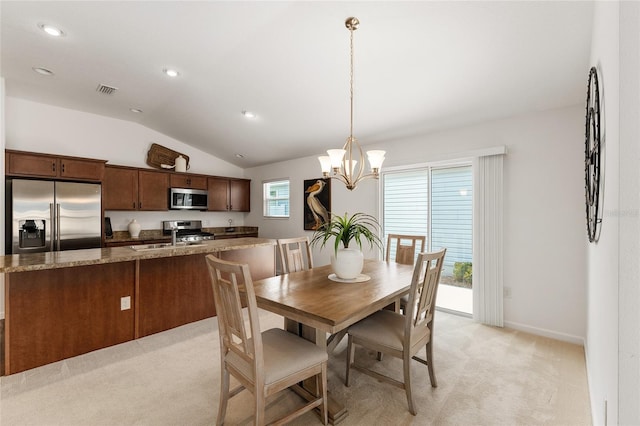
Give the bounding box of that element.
[103,166,138,210]
[137,246,275,338]
[138,170,169,210]
[230,179,251,211]
[208,177,251,212]
[103,166,169,211]
[6,150,105,181]
[170,173,207,190]
[6,150,249,212]
[5,262,136,374]
[207,177,229,211]
[3,243,275,373]
[138,254,214,337]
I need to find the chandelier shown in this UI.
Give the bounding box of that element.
[318,17,385,191]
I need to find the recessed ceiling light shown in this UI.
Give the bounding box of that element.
[163,68,180,78]
[241,110,256,119]
[38,23,64,37]
[235,154,245,159]
[130,108,143,113]
[32,67,54,76]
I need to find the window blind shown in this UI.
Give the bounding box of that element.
[382,169,429,261]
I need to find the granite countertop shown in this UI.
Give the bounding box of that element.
[0,237,276,273]
[106,226,259,244]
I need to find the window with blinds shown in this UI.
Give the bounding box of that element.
[263,180,290,217]
[382,164,472,278]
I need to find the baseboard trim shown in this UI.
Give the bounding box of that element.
[503,319,585,346]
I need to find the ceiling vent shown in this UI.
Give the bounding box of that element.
[96,84,118,95]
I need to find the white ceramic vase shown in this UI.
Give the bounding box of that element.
[175,155,187,172]
[331,248,364,280]
[128,219,141,238]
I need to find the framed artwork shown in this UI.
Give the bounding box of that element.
[303,178,331,230]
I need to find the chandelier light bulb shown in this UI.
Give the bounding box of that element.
[366,150,386,171]
[318,156,332,175]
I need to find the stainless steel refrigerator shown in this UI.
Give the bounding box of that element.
[6,179,102,254]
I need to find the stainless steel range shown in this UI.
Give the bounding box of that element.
[162,220,214,242]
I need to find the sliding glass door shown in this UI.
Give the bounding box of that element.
[382,164,473,314]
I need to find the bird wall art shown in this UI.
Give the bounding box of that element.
[304,178,331,230]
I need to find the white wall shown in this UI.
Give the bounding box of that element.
[246,105,587,343]
[4,97,249,232]
[618,3,640,424]
[585,2,620,425]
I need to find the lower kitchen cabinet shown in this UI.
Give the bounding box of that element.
[138,254,214,337]
[5,262,136,374]
[137,245,275,338]
[2,243,275,374]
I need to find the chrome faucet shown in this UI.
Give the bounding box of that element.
[171,227,178,246]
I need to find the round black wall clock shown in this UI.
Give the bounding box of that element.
[585,66,601,243]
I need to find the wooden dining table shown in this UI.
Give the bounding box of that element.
[252,259,415,424]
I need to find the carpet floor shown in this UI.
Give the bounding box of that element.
[0,310,591,425]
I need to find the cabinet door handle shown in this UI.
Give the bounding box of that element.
[61,163,65,173]
[139,202,142,209]
[133,202,136,209]
[52,162,56,172]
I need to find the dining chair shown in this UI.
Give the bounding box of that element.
[345,248,446,415]
[277,236,314,274]
[206,254,328,425]
[385,234,426,313]
[385,234,426,265]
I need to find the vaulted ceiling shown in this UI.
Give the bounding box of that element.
[1,1,594,168]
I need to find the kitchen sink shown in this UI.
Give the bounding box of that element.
[129,242,208,251]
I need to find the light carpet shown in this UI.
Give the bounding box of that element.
[0,310,591,425]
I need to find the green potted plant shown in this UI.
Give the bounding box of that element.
[311,212,383,279]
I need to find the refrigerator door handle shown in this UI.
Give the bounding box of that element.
[49,203,56,252]
[56,203,61,251]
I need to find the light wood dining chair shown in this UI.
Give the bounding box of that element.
[345,249,446,416]
[385,234,426,265]
[277,236,314,274]
[206,254,328,425]
[385,234,426,312]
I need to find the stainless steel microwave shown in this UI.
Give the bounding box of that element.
[169,188,208,210]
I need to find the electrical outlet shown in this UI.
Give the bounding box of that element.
[503,287,512,298]
[120,296,131,311]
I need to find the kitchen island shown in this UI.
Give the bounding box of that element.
[1,238,276,374]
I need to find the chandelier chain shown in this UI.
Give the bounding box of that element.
[349,25,354,139]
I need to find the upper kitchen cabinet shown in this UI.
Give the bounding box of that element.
[139,170,170,210]
[170,173,207,190]
[104,165,169,211]
[207,177,251,212]
[5,150,106,182]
